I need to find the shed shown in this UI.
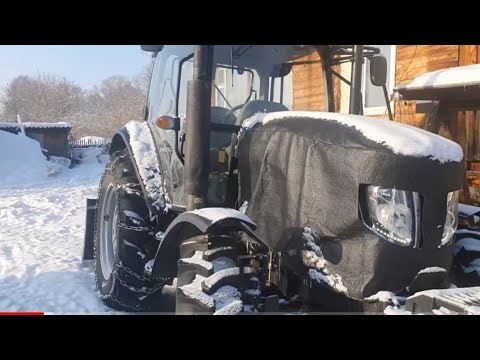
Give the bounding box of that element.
[0,122,72,158]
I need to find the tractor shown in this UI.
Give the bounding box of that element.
[83,45,473,314]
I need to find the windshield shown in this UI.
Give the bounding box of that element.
[149,45,323,125]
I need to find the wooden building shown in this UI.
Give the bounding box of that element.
[290,45,480,162]
[0,122,72,158]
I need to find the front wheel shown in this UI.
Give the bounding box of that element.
[175,234,249,315]
[94,149,165,312]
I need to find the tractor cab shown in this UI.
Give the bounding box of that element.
[140,45,389,210]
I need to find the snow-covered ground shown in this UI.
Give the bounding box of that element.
[0,153,114,313]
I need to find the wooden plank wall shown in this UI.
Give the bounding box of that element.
[458,45,479,162]
[292,52,341,112]
[394,45,459,127]
[292,52,326,111]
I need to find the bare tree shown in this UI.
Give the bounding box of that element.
[0,66,153,138]
[1,73,83,122]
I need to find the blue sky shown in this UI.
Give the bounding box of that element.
[0,45,152,90]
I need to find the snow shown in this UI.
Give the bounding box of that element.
[0,157,114,313]
[125,121,168,212]
[211,285,241,313]
[308,269,348,294]
[454,238,480,254]
[190,207,255,226]
[302,227,327,271]
[465,306,480,315]
[242,111,463,164]
[302,227,347,293]
[0,122,72,129]
[204,246,234,258]
[178,257,213,272]
[245,288,261,296]
[384,306,412,315]
[0,130,50,185]
[72,147,108,165]
[239,201,248,214]
[123,210,145,225]
[397,63,480,91]
[418,267,447,274]
[364,291,400,306]
[303,227,322,254]
[202,267,239,291]
[410,286,480,313]
[458,203,480,216]
[211,256,236,272]
[464,258,480,275]
[178,284,214,310]
[213,300,243,315]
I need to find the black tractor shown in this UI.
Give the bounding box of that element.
[83,45,466,314]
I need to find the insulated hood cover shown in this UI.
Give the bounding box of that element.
[236,112,464,298]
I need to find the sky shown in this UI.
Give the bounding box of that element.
[0,45,152,90]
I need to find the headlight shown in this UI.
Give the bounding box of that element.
[360,186,459,248]
[360,186,421,247]
[440,190,459,247]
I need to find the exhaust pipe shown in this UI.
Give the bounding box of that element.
[185,45,215,211]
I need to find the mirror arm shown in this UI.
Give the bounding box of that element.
[382,85,394,121]
[175,129,185,165]
[331,69,351,86]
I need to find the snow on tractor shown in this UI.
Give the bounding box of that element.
[82,45,480,314]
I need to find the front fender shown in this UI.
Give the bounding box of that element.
[151,208,258,279]
[109,121,169,216]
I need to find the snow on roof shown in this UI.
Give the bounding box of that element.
[397,63,480,91]
[242,111,463,164]
[0,122,72,129]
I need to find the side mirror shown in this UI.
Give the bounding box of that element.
[370,55,388,87]
[140,45,164,53]
[270,63,292,78]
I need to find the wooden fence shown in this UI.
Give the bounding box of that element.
[69,138,109,148]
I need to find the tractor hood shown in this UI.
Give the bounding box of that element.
[236,111,464,299]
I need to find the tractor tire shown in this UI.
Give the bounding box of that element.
[175,234,248,315]
[94,148,164,312]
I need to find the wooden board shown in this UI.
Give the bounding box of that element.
[292,52,326,111]
[394,45,459,127]
[458,45,479,162]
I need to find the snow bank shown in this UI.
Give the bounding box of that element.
[242,111,463,164]
[0,130,49,185]
[397,63,480,90]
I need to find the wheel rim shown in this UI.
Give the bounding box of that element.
[99,184,118,280]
